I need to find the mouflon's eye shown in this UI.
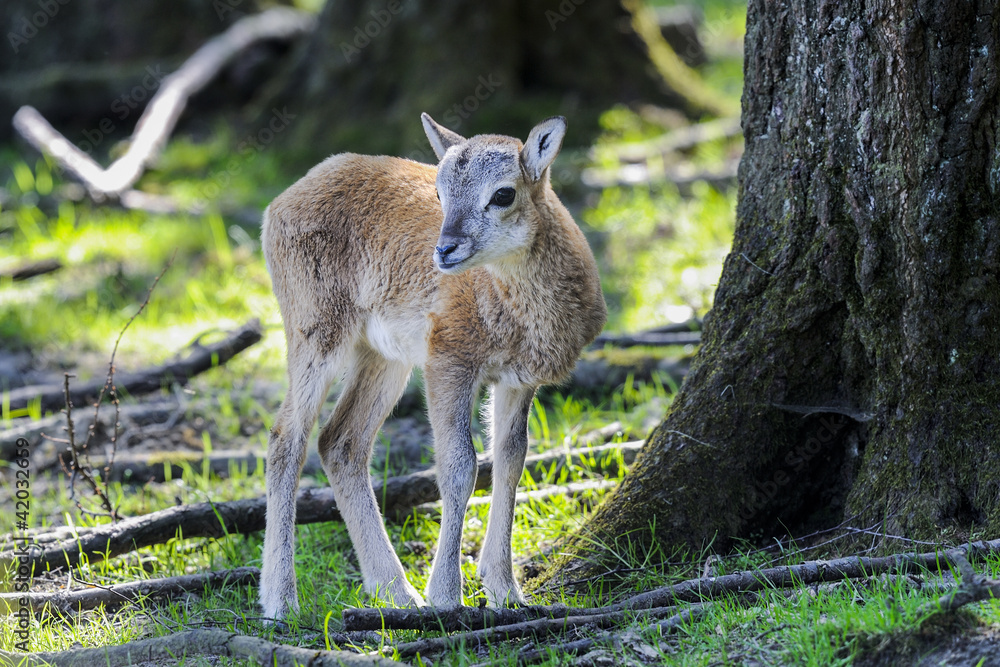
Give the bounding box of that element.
[490,187,515,207]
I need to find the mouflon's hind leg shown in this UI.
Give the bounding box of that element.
[478,384,535,606]
[318,345,423,607]
[260,345,337,621]
[423,362,479,607]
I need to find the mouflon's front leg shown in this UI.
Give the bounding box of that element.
[477,383,535,606]
[423,363,479,607]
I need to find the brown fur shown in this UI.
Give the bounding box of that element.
[259,117,606,619]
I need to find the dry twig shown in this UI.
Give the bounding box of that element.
[53,261,172,520]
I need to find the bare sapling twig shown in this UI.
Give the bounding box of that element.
[52,260,171,522]
[11,8,315,203]
[56,374,117,519]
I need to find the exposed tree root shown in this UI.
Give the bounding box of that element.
[566,539,1000,608]
[351,539,1000,635]
[380,604,689,660]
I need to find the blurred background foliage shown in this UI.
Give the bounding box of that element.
[0,0,746,393]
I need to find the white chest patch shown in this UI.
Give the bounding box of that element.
[366,315,426,365]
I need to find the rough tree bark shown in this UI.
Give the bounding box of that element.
[543,0,1000,584]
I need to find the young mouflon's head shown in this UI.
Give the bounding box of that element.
[421,113,566,274]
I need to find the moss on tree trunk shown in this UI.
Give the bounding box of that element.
[540,0,1000,586]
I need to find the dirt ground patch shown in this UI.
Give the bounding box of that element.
[853,613,1000,667]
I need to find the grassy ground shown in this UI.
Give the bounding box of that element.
[4,1,1000,665]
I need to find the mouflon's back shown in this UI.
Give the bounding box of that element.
[262,154,443,348]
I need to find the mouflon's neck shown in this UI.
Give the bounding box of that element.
[486,188,605,338]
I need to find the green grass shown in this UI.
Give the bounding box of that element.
[6,5,996,662]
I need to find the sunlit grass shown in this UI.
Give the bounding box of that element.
[585,180,736,331]
[6,2,992,659]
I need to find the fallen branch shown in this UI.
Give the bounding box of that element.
[7,319,262,414]
[566,421,626,447]
[1,439,638,572]
[344,600,676,633]
[916,550,1000,617]
[0,257,63,281]
[512,604,709,666]
[94,448,273,483]
[621,0,736,117]
[382,604,688,660]
[581,155,740,190]
[0,628,402,667]
[0,400,178,466]
[416,480,618,515]
[12,8,315,202]
[0,567,259,615]
[597,117,743,163]
[82,437,642,485]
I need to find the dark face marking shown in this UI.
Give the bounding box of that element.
[456,145,472,171]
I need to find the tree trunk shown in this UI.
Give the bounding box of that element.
[543,0,1000,584]
[274,0,689,159]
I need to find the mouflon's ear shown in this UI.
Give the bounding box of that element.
[520,116,567,182]
[421,113,466,161]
